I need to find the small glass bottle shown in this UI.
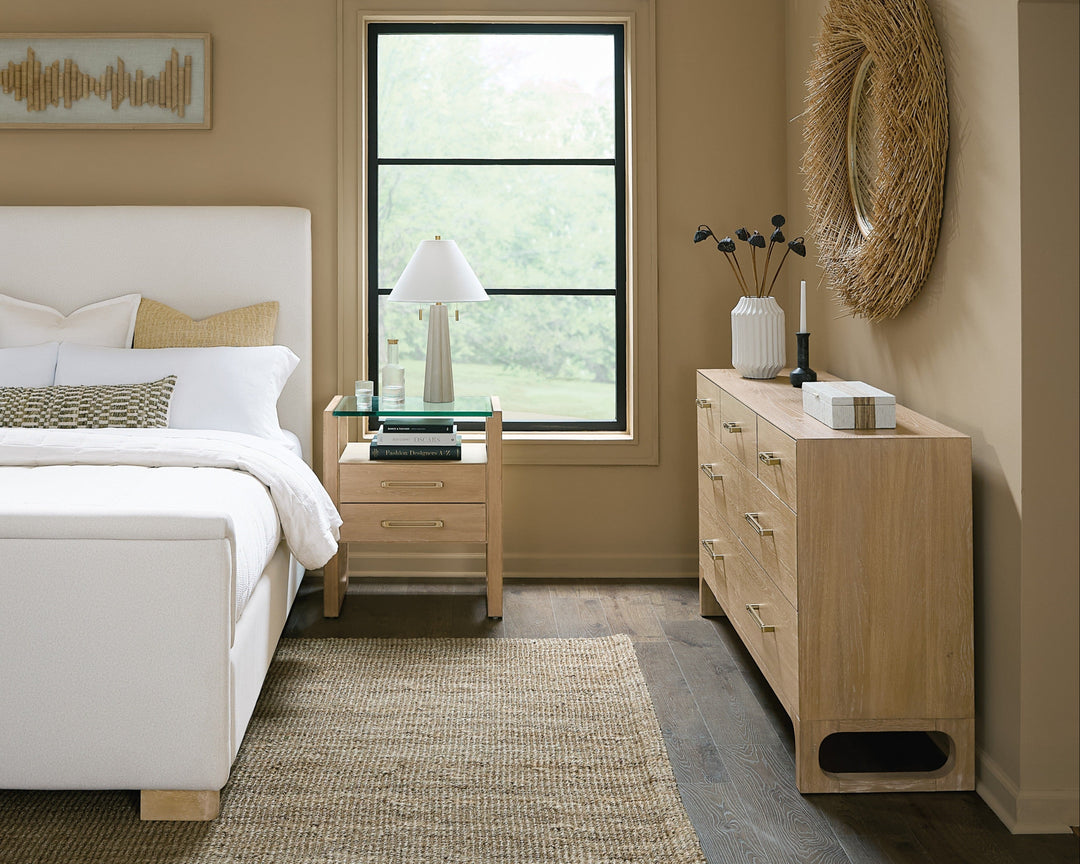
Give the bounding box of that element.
[381,338,405,406]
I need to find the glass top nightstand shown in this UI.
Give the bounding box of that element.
[322,393,503,621]
[332,395,493,418]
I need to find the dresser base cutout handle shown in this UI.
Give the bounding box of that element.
[745,603,775,633]
[381,520,444,529]
[381,480,444,488]
[744,512,774,536]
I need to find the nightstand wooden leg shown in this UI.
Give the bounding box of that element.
[486,545,503,619]
[485,398,503,618]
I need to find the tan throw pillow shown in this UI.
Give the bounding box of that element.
[133,299,279,348]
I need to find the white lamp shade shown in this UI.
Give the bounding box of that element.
[388,239,489,303]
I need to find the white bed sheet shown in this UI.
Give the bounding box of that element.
[0,427,341,568]
[0,465,281,622]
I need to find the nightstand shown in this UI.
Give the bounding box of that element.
[321,395,502,619]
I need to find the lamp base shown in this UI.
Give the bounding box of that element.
[423,303,455,403]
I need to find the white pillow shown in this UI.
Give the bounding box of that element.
[0,293,140,348]
[0,342,60,387]
[54,343,299,442]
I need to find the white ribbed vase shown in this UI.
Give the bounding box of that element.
[731,296,786,379]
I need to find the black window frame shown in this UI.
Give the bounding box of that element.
[366,21,627,433]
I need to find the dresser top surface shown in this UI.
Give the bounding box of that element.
[698,369,968,441]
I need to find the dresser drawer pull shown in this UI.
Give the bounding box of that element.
[700,539,724,560]
[758,452,781,466]
[700,463,722,481]
[380,520,444,529]
[695,398,713,409]
[745,603,775,633]
[744,512,774,536]
[722,421,742,433]
[380,480,444,489]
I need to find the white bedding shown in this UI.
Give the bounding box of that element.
[0,428,341,573]
[0,465,281,620]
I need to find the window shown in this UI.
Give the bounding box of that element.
[367,23,626,432]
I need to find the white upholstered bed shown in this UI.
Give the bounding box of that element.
[0,206,337,820]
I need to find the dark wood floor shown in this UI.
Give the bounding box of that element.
[283,577,1079,864]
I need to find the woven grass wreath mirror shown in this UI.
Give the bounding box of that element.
[803,0,948,321]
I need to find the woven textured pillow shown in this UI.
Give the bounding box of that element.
[133,299,279,348]
[0,376,177,429]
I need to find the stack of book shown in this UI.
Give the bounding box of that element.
[369,418,461,460]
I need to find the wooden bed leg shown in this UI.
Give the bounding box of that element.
[140,789,220,821]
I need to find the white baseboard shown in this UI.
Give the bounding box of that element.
[346,548,697,580]
[977,748,1080,834]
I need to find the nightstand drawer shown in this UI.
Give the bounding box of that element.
[339,504,487,542]
[340,459,485,504]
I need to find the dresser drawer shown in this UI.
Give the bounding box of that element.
[719,389,758,471]
[724,535,799,714]
[732,473,798,609]
[339,452,485,504]
[696,374,723,441]
[699,508,742,612]
[339,504,487,542]
[756,418,798,512]
[701,437,748,534]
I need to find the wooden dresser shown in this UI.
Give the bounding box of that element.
[696,369,973,793]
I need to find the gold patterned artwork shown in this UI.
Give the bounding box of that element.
[3,46,193,116]
[0,34,210,129]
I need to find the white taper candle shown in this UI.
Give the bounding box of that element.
[800,280,807,332]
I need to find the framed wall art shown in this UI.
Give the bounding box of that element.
[0,33,211,129]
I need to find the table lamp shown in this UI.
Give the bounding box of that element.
[388,237,488,403]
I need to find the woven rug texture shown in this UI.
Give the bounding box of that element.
[0,635,706,864]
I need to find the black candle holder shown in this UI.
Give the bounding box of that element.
[790,332,817,388]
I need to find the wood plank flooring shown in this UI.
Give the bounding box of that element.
[283,577,1079,864]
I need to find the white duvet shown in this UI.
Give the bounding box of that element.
[0,427,342,572]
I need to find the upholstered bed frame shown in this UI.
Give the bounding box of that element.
[0,206,313,820]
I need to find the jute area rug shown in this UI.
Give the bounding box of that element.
[0,635,706,863]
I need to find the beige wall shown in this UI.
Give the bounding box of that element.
[1018,0,1080,818]
[0,0,785,582]
[0,0,341,456]
[785,0,1079,833]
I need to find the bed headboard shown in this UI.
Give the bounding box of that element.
[0,206,314,461]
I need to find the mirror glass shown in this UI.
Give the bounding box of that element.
[846,53,878,236]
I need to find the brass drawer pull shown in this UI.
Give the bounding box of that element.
[380,520,444,529]
[744,512,774,536]
[700,463,722,481]
[700,539,723,560]
[745,603,775,633]
[722,421,742,433]
[695,398,713,408]
[380,480,445,488]
[758,452,781,466]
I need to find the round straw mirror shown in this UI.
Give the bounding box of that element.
[802,0,948,321]
[846,53,878,237]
